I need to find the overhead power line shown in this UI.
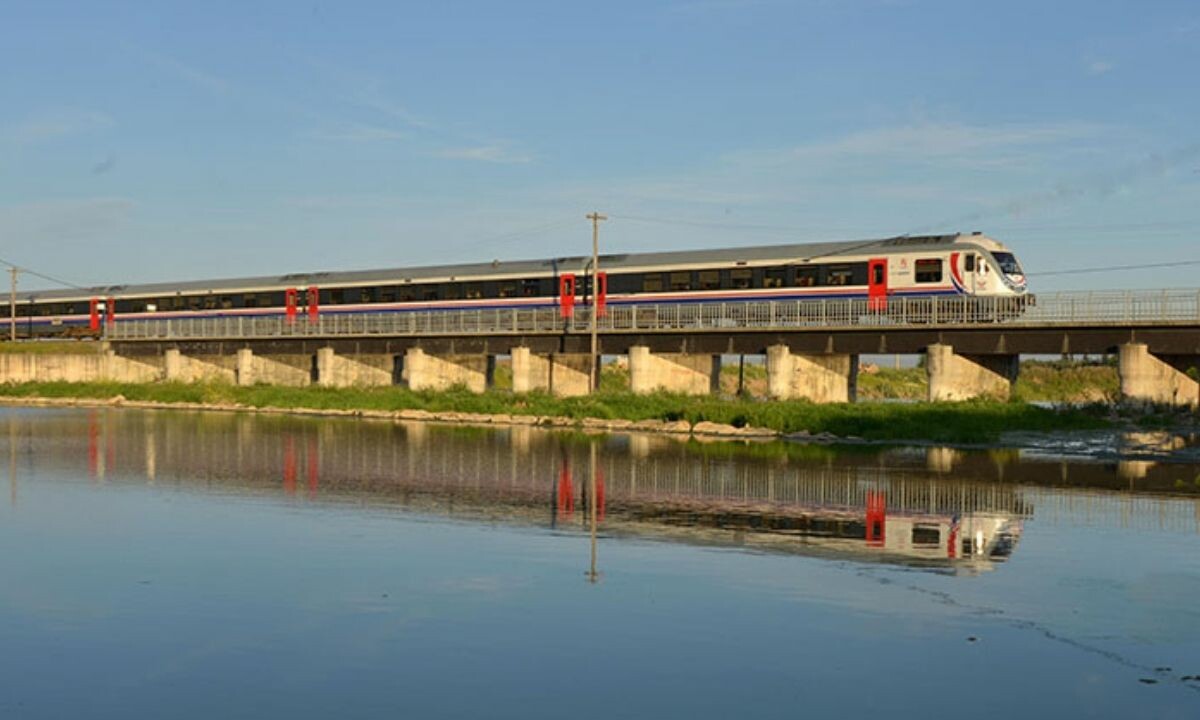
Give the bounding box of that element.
[0,255,90,291]
[1030,259,1200,276]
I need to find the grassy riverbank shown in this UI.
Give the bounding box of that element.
[0,380,1111,444]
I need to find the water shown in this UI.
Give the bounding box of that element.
[2,407,1199,719]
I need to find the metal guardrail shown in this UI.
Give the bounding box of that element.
[104,289,1200,341]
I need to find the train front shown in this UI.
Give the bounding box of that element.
[966,234,1029,296]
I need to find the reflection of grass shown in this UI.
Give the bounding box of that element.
[0,380,1110,444]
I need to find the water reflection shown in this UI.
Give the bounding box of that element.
[7,408,1200,578]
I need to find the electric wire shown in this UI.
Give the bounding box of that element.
[1029,258,1200,276]
[0,255,91,291]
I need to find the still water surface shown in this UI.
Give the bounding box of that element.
[2,407,1199,718]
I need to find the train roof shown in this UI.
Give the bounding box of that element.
[17,232,993,302]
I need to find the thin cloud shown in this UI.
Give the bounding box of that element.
[777,121,1107,162]
[1087,59,1116,75]
[0,197,135,246]
[1,110,113,146]
[436,145,532,164]
[136,46,230,95]
[310,122,407,143]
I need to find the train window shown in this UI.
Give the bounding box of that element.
[220,296,234,309]
[730,269,753,289]
[242,294,256,308]
[521,279,541,297]
[826,265,854,286]
[872,264,884,284]
[359,287,375,304]
[329,289,344,305]
[669,272,691,291]
[642,274,664,293]
[201,296,216,310]
[915,259,943,283]
[796,267,819,287]
[399,286,416,302]
[498,281,518,298]
[912,526,941,546]
[422,286,439,301]
[380,288,396,303]
[764,267,788,288]
[964,254,976,272]
[698,270,721,291]
[463,283,482,300]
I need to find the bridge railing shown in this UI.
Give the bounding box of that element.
[104,288,1200,341]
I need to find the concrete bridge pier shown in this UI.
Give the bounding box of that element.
[509,347,590,396]
[926,344,1018,401]
[766,345,858,403]
[235,348,254,386]
[231,349,313,387]
[1118,343,1199,407]
[315,348,393,388]
[628,346,720,395]
[400,347,491,393]
[163,348,237,384]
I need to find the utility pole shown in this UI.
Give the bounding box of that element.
[586,212,607,393]
[8,266,16,343]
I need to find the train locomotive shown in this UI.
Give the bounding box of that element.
[2,232,1028,338]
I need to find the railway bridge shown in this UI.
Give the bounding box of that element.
[39,289,1200,406]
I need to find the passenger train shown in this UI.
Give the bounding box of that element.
[2,232,1028,338]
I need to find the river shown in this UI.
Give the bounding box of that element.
[1,406,1198,718]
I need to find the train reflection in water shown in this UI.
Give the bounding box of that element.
[7,408,1034,574]
[9,409,1199,574]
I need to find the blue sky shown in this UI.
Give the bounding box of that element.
[1,0,1197,292]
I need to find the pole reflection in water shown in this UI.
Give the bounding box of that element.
[12,408,1200,573]
[588,440,599,584]
[7,414,14,508]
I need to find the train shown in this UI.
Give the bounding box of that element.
[1,232,1028,338]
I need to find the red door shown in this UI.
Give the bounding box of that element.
[559,274,576,318]
[285,288,298,323]
[867,258,888,311]
[306,286,320,324]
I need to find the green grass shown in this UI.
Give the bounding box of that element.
[858,367,926,400]
[0,379,1111,444]
[857,360,1121,403]
[1013,359,1119,403]
[0,340,102,354]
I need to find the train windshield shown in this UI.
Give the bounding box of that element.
[992,252,1023,276]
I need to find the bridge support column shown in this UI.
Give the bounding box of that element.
[1118,343,1199,408]
[926,344,1018,401]
[161,348,236,383]
[402,348,490,393]
[164,348,184,382]
[628,346,719,395]
[316,348,393,388]
[510,347,590,396]
[235,348,254,386]
[766,346,858,403]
